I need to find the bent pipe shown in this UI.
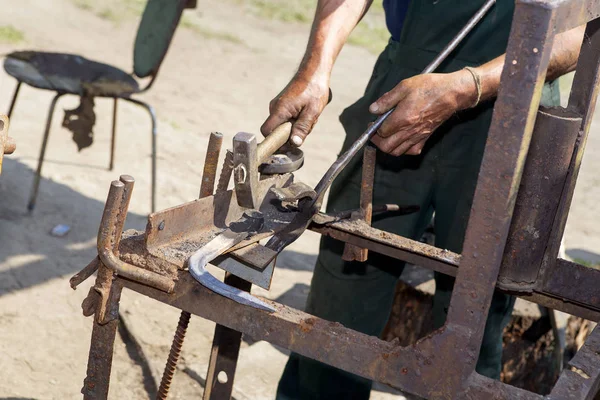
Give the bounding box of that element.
[97,177,175,293]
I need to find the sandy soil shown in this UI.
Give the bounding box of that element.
[0,1,598,399]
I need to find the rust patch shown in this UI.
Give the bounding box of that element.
[300,317,316,333]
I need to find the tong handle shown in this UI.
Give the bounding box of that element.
[257,122,292,164]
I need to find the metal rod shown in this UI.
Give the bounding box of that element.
[200,132,223,198]
[311,0,496,207]
[27,92,64,211]
[109,98,118,171]
[342,146,376,262]
[122,98,157,212]
[156,311,191,400]
[7,81,21,119]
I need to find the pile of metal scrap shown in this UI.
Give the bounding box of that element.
[70,0,600,398]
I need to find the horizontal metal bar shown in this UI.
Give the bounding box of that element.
[119,273,544,400]
[521,0,600,33]
[311,220,600,320]
[551,0,600,32]
[540,258,600,317]
[310,220,460,277]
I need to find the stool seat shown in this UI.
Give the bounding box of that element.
[4,51,139,97]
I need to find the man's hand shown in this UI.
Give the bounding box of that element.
[261,74,330,146]
[369,70,476,156]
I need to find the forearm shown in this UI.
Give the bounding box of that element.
[469,25,585,104]
[297,0,373,81]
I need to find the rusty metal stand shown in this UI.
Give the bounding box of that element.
[203,274,250,400]
[73,2,600,399]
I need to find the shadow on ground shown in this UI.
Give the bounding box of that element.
[0,158,147,297]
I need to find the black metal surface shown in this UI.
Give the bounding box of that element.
[4,51,140,97]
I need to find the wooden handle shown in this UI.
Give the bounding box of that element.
[257,122,292,164]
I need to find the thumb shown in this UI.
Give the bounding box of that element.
[369,83,408,115]
[290,106,319,147]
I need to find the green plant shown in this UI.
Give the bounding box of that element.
[0,25,25,44]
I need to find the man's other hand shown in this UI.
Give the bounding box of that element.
[369,71,476,156]
[261,74,330,147]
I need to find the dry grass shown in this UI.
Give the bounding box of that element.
[233,0,389,54]
[0,25,25,44]
[180,16,244,45]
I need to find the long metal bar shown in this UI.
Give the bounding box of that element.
[309,0,497,207]
[120,273,545,400]
[27,92,65,211]
[442,2,558,388]
[311,220,600,320]
[7,81,21,119]
[109,98,118,171]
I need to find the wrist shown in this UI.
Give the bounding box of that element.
[297,53,332,84]
[452,69,481,110]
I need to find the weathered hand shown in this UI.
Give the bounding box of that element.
[369,71,476,156]
[261,73,330,147]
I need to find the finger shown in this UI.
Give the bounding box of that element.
[261,109,292,137]
[290,106,319,147]
[391,136,425,157]
[369,82,409,115]
[371,128,413,153]
[405,141,426,156]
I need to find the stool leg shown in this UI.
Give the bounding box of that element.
[7,81,21,119]
[28,92,64,212]
[123,98,157,213]
[109,98,118,171]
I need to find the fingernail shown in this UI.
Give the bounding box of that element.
[369,103,379,113]
[291,135,303,146]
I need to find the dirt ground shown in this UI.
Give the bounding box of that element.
[0,1,599,399]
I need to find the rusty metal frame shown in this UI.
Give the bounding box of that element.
[75,1,600,399]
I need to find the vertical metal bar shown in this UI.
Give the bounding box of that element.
[109,98,118,171]
[7,81,21,119]
[540,18,600,282]
[216,151,234,193]
[498,108,581,292]
[203,274,251,400]
[82,277,123,400]
[157,311,191,400]
[27,92,64,211]
[443,2,558,388]
[122,98,157,212]
[342,146,376,262]
[200,132,223,198]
